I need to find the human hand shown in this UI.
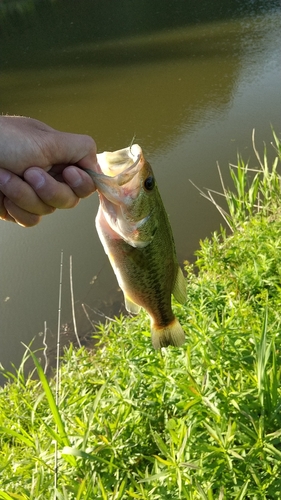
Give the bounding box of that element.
[0,116,97,226]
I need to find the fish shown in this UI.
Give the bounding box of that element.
[84,144,186,349]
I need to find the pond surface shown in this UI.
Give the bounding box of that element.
[0,0,280,381]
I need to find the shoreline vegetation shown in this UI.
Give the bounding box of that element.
[1,131,281,498]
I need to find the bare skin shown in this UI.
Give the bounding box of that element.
[0,116,97,227]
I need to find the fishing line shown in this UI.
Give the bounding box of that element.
[43,320,49,375]
[129,133,136,154]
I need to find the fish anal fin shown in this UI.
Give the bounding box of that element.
[151,318,185,349]
[172,266,186,304]
[124,295,141,314]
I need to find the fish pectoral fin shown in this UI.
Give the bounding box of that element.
[172,266,186,304]
[151,318,185,349]
[124,295,141,314]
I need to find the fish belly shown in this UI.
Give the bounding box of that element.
[96,205,176,324]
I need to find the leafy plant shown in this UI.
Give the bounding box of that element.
[193,129,281,231]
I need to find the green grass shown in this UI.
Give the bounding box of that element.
[1,132,281,499]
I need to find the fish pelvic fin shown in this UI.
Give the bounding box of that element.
[172,266,186,305]
[124,295,141,314]
[151,318,185,349]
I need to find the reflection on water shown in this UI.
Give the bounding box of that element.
[0,4,281,381]
[2,14,279,152]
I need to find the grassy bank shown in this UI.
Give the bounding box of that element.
[1,132,281,499]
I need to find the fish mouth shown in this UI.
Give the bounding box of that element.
[97,144,142,179]
[85,144,144,205]
[90,144,156,248]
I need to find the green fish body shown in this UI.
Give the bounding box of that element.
[88,145,186,349]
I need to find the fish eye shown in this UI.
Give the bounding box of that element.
[144,176,155,191]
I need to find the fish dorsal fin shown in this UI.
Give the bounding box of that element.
[124,295,141,314]
[172,266,186,304]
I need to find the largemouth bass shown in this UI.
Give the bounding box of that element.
[85,144,186,349]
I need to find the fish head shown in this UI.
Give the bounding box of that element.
[94,145,159,248]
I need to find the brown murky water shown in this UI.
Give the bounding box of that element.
[0,1,280,380]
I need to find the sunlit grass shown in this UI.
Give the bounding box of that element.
[1,132,281,499]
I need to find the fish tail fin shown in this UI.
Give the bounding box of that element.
[151,318,185,349]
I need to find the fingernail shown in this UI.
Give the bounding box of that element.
[25,169,45,189]
[0,170,11,186]
[65,167,83,188]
